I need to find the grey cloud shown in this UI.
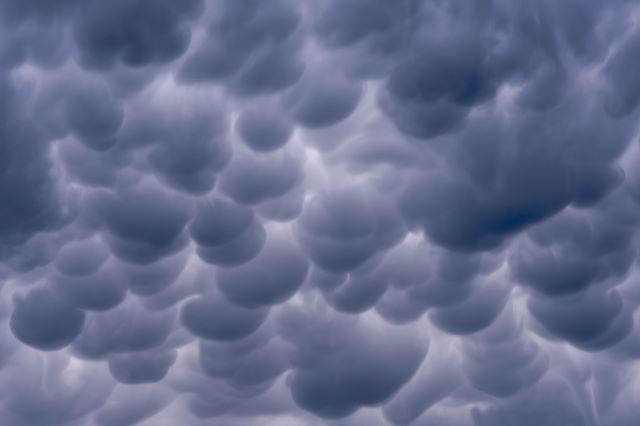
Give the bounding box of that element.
[528,287,633,351]
[179,0,303,96]
[52,257,127,311]
[461,305,548,398]
[71,298,176,359]
[472,378,593,426]
[254,181,306,222]
[236,102,293,153]
[57,140,124,188]
[197,324,289,390]
[119,87,231,194]
[93,385,174,426]
[11,286,85,351]
[382,342,463,425]
[281,306,427,419]
[283,68,363,128]
[0,77,71,251]
[216,230,309,308]
[311,0,420,79]
[93,182,192,264]
[120,250,188,296]
[295,186,405,273]
[3,0,640,424]
[322,265,388,314]
[374,238,501,324]
[73,0,203,70]
[603,31,640,117]
[108,349,177,385]
[397,95,635,251]
[510,207,636,297]
[181,293,269,341]
[429,280,509,335]
[0,350,113,425]
[312,0,419,51]
[190,197,266,266]
[64,79,124,151]
[53,236,109,277]
[218,145,303,205]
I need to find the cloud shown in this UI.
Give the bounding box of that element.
[281,307,428,419]
[216,230,309,308]
[178,0,303,96]
[73,0,203,70]
[236,101,293,153]
[181,292,269,341]
[10,286,85,351]
[2,0,640,425]
[189,197,266,266]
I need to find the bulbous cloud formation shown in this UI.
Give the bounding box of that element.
[4,0,640,424]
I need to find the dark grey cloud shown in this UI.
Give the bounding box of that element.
[108,349,177,385]
[236,101,293,152]
[472,377,593,426]
[279,306,428,419]
[52,257,127,311]
[282,67,363,129]
[461,304,548,398]
[189,197,266,266]
[528,287,633,351]
[197,322,289,390]
[179,0,303,96]
[0,349,113,425]
[11,286,85,351]
[118,87,231,194]
[181,292,269,341]
[429,280,509,335]
[510,207,636,297]
[0,77,71,254]
[216,230,309,308]
[2,0,640,425]
[120,249,188,296]
[71,298,176,359]
[295,186,405,273]
[73,0,203,70]
[218,145,303,205]
[603,31,640,117]
[93,385,173,426]
[92,181,192,264]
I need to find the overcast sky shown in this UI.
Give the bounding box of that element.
[1,1,640,425]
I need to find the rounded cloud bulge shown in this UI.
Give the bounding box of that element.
[3,0,640,425]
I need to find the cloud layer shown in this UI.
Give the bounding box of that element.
[2,1,640,425]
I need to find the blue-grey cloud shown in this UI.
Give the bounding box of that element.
[2,1,640,425]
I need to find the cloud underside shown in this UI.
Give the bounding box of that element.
[1,0,640,425]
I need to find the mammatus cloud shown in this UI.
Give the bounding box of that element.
[2,1,640,425]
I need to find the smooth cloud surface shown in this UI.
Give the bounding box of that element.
[2,1,640,425]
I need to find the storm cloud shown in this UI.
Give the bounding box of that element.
[2,1,640,425]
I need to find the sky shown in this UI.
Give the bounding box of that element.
[1,1,640,425]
